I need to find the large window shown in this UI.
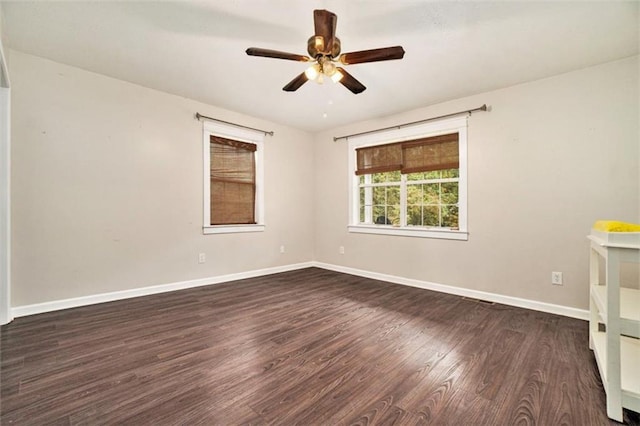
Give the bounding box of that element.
[348,117,467,240]
[203,121,264,234]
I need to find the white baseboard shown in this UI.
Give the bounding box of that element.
[11,262,314,318]
[11,260,588,321]
[311,262,589,321]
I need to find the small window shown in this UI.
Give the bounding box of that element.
[348,117,468,240]
[203,121,264,234]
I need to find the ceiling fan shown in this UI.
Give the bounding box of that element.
[246,9,405,94]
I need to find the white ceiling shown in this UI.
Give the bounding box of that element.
[2,1,638,132]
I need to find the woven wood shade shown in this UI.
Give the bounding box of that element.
[355,142,403,176]
[356,133,459,176]
[210,135,256,225]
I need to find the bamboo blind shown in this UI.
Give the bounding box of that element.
[356,133,459,175]
[210,135,256,225]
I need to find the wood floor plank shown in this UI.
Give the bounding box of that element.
[1,268,636,425]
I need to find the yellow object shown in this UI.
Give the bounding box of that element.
[593,220,640,232]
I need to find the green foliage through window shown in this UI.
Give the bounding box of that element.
[358,169,459,229]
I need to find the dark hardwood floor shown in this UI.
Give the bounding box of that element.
[1,267,638,425]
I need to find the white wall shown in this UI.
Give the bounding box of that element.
[9,50,315,306]
[314,56,639,310]
[0,5,4,54]
[8,49,639,313]
[0,4,11,324]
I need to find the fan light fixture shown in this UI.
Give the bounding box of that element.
[304,59,344,84]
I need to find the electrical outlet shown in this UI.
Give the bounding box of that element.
[198,253,206,264]
[280,245,285,254]
[339,246,345,254]
[551,271,563,285]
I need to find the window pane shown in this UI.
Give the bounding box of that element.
[359,175,365,184]
[372,172,385,183]
[424,206,440,227]
[360,205,365,223]
[367,184,400,225]
[388,171,401,182]
[372,171,401,183]
[423,184,439,204]
[359,187,366,206]
[407,184,422,205]
[442,205,459,228]
[373,187,386,205]
[441,169,459,178]
[387,206,400,226]
[441,182,458,204]
[406,172,425,181]
[407,205,422,226]
[405,181,458,228]
[425,170,440,180]
[373,206,387,224]
[386,186,400,205]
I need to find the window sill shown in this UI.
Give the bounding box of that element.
[203,224,265,235]
[348,225,468,240]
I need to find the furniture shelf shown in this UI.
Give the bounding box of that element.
[590,332,640,413]
[590,285,640,337]
[588,231,640,421]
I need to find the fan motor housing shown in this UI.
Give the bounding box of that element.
[307,36,341,58]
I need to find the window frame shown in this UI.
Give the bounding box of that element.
[202,121,265,234]
[348,116,468,241]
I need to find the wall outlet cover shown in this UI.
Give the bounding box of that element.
[551,271,563,285]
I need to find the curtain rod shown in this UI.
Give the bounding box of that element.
[195,113,274,137]
[333,104,488,142]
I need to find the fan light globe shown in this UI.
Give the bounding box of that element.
[323,61,336,76]
[304,64,320,80]
[331,70,344,83]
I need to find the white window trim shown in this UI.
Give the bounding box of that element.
[202,121,265,235]
[347,116,468,241]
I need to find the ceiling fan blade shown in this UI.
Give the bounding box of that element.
[246,47,311,62]
[336,67,366,94]
[339,46,405,65]
[314,9,337,53]
[283,72,309,92]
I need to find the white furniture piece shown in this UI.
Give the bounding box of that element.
[588,229,640,421]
